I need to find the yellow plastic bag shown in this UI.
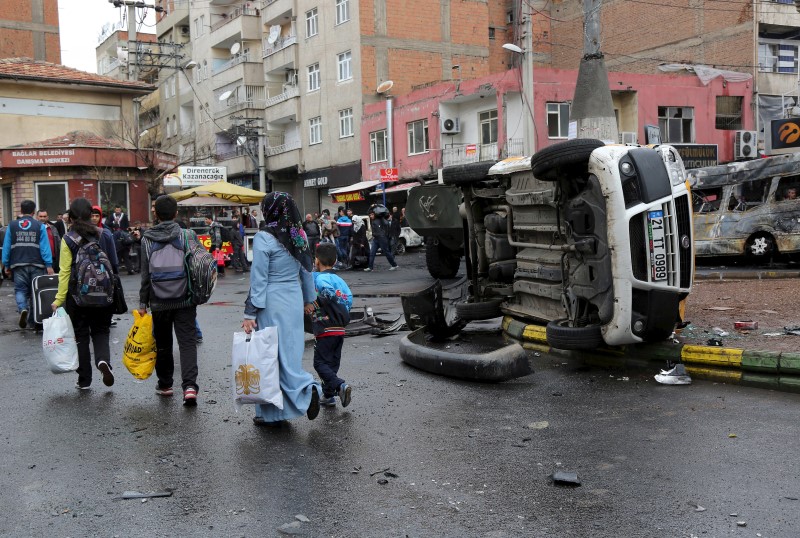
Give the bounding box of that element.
[122,310,157,380]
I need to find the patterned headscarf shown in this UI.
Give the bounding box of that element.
[260,192,313,272]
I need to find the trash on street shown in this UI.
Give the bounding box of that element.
[655,363,692,385]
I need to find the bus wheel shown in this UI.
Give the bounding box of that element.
[747,233,775,257]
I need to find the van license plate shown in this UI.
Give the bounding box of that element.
[647,210,667,282]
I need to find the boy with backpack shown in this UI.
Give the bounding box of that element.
[51,198,118,390]
[139,195,207,406]
[305,242,353,408]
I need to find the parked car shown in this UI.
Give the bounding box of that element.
[404,139,694,349]
[395,226,423,254]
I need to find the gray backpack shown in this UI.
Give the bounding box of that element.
[149,236,188,300]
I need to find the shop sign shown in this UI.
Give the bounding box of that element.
[671,144,718,169]
[164,166,227,186]
[766,118,800,156]
[380,168,399,182]
[333,192,364,203]
[4,148,78,166]
[465,144,477,156]
[304,176,329,188]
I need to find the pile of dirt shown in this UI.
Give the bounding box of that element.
[678,278,800,353]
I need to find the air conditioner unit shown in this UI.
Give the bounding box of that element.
[734,130,758,160]
[442,118,460,134]
[619,131,638,145]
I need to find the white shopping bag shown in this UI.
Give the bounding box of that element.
[232,327,283,410]
[42,307,78,374]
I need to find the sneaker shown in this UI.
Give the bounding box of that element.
[183,387,198,406]
[97,361,115,387]
[320,395,336,407]
[18,309,28,329]
[75,382,91,390]
[307,386,320,420]
[363,268,372,272]
[155,386,174,397]
[338,383,352,408]
[654,363,692,385]
[389,266,398,271]
[196,336,203,345]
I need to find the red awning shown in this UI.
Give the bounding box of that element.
[372,182,420,195]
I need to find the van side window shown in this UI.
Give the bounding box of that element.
[777,175,800,201]
[693,188,723,213]
[729,179,769,211]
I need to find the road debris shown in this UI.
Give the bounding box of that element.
[654,363,692,385]
[734,320,758,330]
[527,421,549,430]
[785,326,800,336]
[295,515,310,523]
[687,501,706,512]
[277,521,303,535]
[712,327,729,336]
[377,478,389,485]
[551,471,581,486]
[706,306,734,311]
[736,521,747,527]
[118,490,173,500]
[707,338,723,347]
[369,467,390,477]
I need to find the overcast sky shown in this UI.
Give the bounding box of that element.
[59,0,155,73]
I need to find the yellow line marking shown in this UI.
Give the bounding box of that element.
[682,345,743,367]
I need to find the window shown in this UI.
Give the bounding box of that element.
[728,179,770,212]
[98,182,130,215]
[546,102,570,138]
[716,96,743,130]
[309,116,322,145]
[479,110,498,145]
[407,119,429,155]
[759,41,798,73]
[35,182,68,220]
[370,130,387,163]
[307,63,320,92]
[336,0,350,24]
[339,108,353,138]
[337,51,352,82]
[489,27,496,40]
[658,106,694,143]
[165,75,176,99]
[306,8,318,38]
[692,188,723,213]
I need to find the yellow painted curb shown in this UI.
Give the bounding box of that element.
[686,365,743,383]
[682,345,743,368]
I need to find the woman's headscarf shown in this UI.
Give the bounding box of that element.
[260,192,313,272]
[352,215,364,233]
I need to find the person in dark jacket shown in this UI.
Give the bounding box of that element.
[36,209,61,274]
[105,205,129,231]
[305,242,353,408]
[336,207,352,267]
[2,200,55,328]
[364,206,398,272]
[302,213,321,256]
[51,198,118,389]
[204,216,226,277]
[388,211,402,255]
[139,195,203,406]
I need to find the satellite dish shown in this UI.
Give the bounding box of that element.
[230,42,241,55]
[218,90,233,102]
[267,25,280,45]
[236,136,248,147]
[376,80,394,94]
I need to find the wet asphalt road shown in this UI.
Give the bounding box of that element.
[1,251,800,537]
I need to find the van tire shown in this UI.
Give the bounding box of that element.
[456,298,504,320]
[531,139,605,181]
[426,240,462,278]
[394,239,406,255]
[746,233,775,258]
[545,319,605,350]
[441,161,496,186]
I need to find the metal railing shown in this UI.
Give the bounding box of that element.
[442,139,526,166]
[263,34,297,58]
[264,84,299,107]
[210,6,259,33]
[505,138,525,157]
[266,139,301,156]
[211,52,253,76]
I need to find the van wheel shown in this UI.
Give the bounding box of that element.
[441,161,496,186]
[746,233,775,257]
[545,319,605,350]
[456,298,504,320]
[530,139,605,181]
[394,239,406,255]
[426,241,461,278]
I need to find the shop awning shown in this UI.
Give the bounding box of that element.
[328,179,381,195]
[169,181,265,204]
[372,182,420,195]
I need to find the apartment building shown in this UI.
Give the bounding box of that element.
[155,0,515,214]
[0,0,60,63]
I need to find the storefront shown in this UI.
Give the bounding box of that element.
[299,162,361,216]
[329,180,382,215]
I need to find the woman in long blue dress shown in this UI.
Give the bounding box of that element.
[242,192,321,425]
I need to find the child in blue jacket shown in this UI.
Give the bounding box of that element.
[304,242,353,407]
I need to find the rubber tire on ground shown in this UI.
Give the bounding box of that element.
[426,241,462,279]
[530,139,605,181]
[545,318,605,350]
[456,297,504,321]
[441,161,496,186]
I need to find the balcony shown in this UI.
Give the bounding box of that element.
[758,71,799,96]
[263,34,296,58]
[215,85,267,119]
[211,60,264,90]
[216,147,254,177]
[262,0,293,23]
[265,85,299,122]
[759,1,800,28]
[441,139,526,167]
[211,6,259,32]
[212,52,254,76]
[209,8,261,49]
[265,134,301,171]
[266,139,301,156]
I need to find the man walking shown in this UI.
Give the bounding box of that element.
[303,213,321,256]
[2,200,55,328]
[36,210,61,273]
[139,195,201,406]
[106,205,129,231]
[364,205,398,272]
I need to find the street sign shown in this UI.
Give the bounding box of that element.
[465,144,477,156]
[379,168,399,182]
[164,166,227,186]
[333,192,364,203]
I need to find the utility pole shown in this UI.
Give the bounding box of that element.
[521,0,535,155]
[570,0,619,142]
[108,1,164,79]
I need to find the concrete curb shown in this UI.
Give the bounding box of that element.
[502,317,800,393]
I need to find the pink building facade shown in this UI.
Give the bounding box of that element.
[360,67,754,185]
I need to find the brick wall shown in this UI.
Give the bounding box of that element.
[0,0,60,63]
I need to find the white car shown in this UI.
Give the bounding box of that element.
[396,226,423,254]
